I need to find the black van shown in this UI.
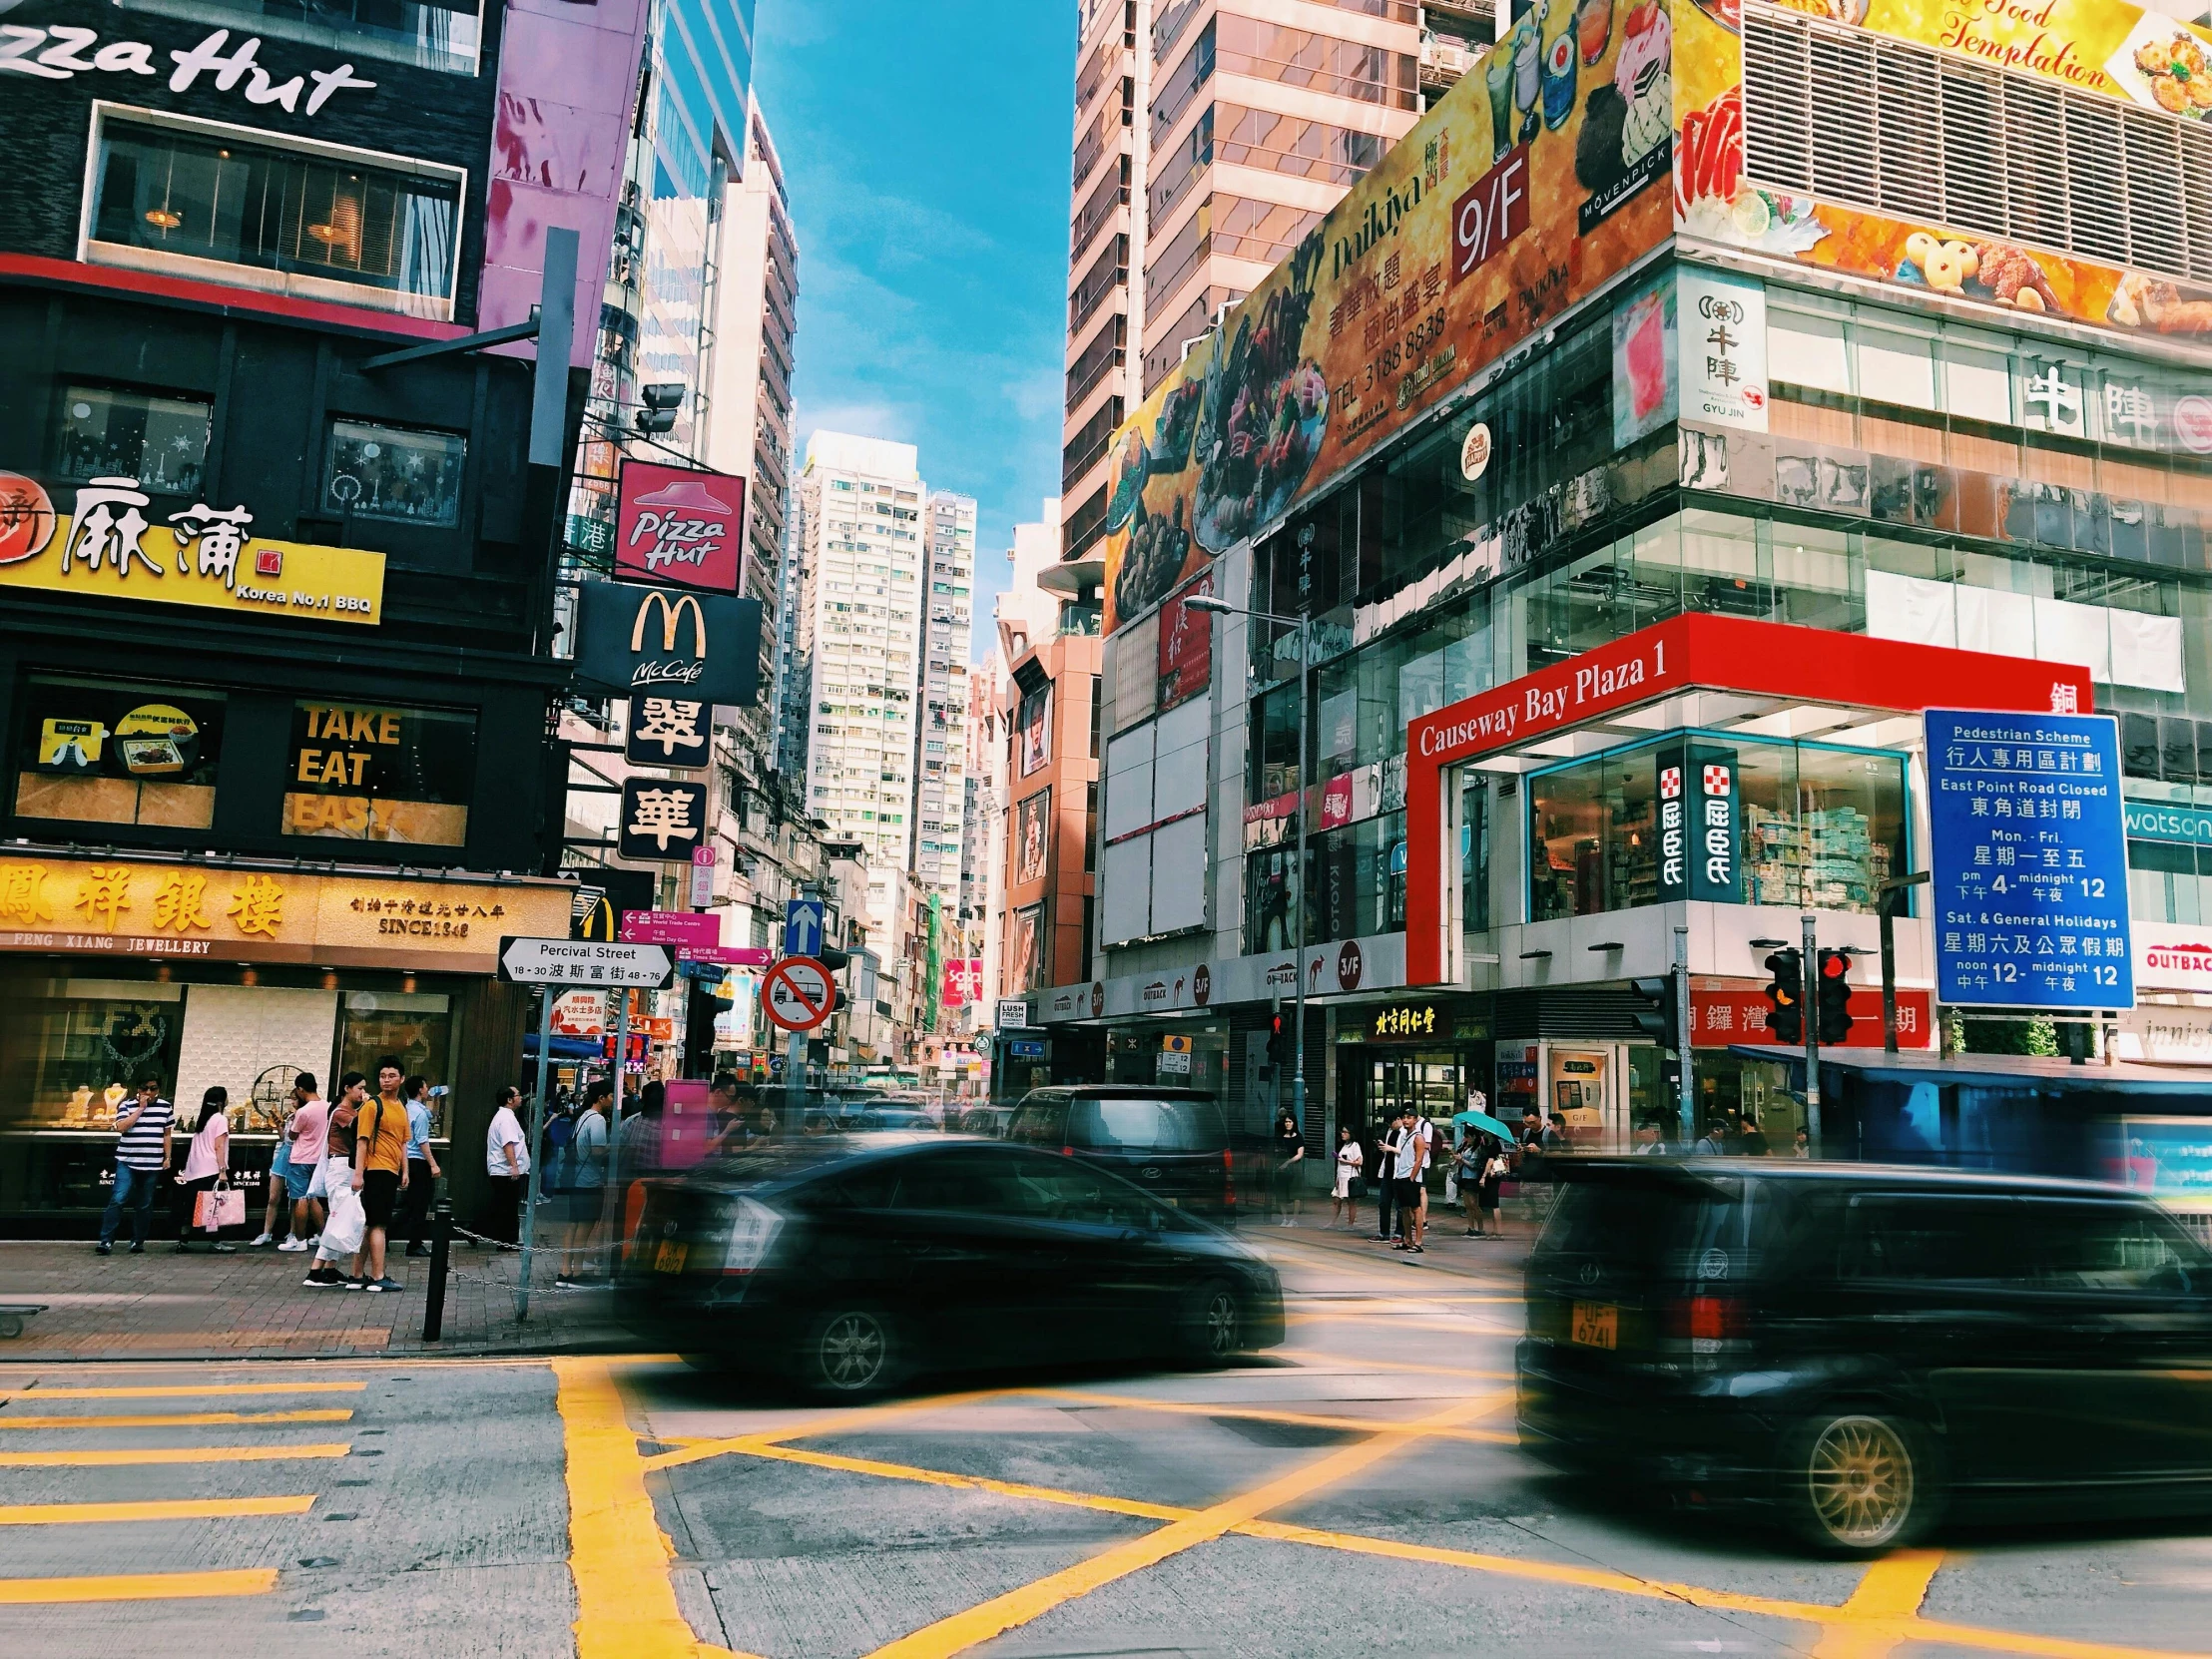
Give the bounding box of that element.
[1005,1087,1236,1219]
[1516,1160,2212,1553]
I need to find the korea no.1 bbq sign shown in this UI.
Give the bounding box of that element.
[615,461,745,593]
[1927,709,2134,1011]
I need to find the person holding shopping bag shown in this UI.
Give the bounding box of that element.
[302,1074,368,1288]
[174,1088,236,1253]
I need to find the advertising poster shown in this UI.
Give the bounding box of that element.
[1675,0,2212,358]
[1611,268,1678,447]
[1155,570,1214,710]
[1015,789,1051,886]
[1102,0,1676,631]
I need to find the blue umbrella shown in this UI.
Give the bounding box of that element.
[1451,1109,1518,1142]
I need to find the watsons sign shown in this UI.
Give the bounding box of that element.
[0,23,377,116]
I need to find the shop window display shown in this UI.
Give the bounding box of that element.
[0,978,185,1130]
[280,699,476,845]
[56,385,211,494]
[13,675,225,830]
[334,991,452,1135]
[324,420,466,526]
[1530,734,1907,922]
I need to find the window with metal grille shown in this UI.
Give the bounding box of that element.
[1742,2,2212,286]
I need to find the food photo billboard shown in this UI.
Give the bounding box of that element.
[1675,0,2212,357]
[1103,0,1678,631]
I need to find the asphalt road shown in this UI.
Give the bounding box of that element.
[4,1226,2212,1659]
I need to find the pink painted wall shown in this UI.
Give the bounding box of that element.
[479,0,651,366]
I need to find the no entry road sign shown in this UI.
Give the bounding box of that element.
[764,955,834,1031]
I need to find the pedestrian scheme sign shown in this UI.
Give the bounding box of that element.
[764,955,834,1031]
[1925,709,2133,1011]
[498,936,673,988]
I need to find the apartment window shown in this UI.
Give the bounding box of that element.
[1151,106,1214,226]
[121,0,484,74]
[13,676,226,831]
[1145,202,1211,313]
[1069,234,1128,335]
[56,386,211,495]
[1217,17,1417,110]
[1214,197,1324,268]
[1152,19,1216,151]
[1064,395,1126,491]
[324,420,465,525]
[1218,105,1387,189]
[1071,156,1132,259]
[88,113,463,312]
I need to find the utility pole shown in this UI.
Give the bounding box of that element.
[515,983,556,1322]
[1801,912,1822,1153]
[1292,612,1311,1144]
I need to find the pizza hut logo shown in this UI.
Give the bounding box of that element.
[1337,940,1364,991]
[255,548,283,577]
[1191,965,1210,1006]
[1659,766,1682,800]
[1702,764,1732,796]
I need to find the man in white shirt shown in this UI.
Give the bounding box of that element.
[484,1085,530,1245]
[559,1081,612,1288]
[1392,1107,1431,1253]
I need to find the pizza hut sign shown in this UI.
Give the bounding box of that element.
[0,25,377,116]
[615,461,745,594]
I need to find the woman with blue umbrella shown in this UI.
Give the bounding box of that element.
[1451,1105,1516,1239]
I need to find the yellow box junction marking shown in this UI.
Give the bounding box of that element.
[0,1442,350,1468]
[0,1495,316,1525]
[0,1408,353,1430]
[0,1382,366,1401]
[0,1569,277,1604]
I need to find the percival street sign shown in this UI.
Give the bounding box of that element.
[498,936,673,988]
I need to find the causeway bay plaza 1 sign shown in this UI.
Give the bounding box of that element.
[1400,615,2099,985]
[0,472,385,625]
[0,851,570,970]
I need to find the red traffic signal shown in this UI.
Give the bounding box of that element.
[1815,947,1855,1047]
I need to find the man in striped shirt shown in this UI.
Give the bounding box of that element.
[97,1074,174,1255]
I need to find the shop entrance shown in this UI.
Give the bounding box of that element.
[1540,1041,1672,1153]
[1366,1051,1465,1125]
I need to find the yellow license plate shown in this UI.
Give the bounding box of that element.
[653,1241,688,1275]
[1571,1302,1618,1350]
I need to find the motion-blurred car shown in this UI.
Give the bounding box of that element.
[621,1135,1284,1394]
[956,1104,1014,1138]
[1517,1160,2212,1553]
[1006,1087,1236,1219]
[841,1104,938,1132]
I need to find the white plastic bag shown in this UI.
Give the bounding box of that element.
[318,1161,366,1258]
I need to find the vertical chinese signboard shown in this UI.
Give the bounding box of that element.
[1655,742,1739,904]
[1926,709,2133,1010]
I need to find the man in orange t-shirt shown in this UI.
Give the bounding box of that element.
[352,1058,412,1291]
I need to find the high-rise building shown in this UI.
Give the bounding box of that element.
[799,432,929,940]
[775,452,815,784]
[913,493,977,911]
[1060,0,1475,564]
[706,94,802,769]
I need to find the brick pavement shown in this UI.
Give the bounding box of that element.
[0,1234,627,1362]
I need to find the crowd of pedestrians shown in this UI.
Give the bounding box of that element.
[1316,1106,1521,1251]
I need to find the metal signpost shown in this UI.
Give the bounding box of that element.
[497,936,672,1319]
[1925,710,2134,1015]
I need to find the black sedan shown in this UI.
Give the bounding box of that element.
[1517,1159,2212,1553]
[619,1134,1286,1394]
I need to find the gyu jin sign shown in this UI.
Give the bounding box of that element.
[615,461,745,593]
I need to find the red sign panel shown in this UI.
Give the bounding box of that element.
[615,460,745,593]
[1690,986,1935,1050]
[941,957,982,1008]
[619,908,719,948]
[1156,571,1213,710]
[1451,147,1530,281]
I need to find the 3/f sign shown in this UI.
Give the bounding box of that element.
[1452,148,1529,280]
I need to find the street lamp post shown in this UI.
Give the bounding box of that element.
[1191,595,1313,1143]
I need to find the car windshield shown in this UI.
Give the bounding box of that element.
[1070,1097,1226,1152]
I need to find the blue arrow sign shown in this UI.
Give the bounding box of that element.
[784,898,825,959]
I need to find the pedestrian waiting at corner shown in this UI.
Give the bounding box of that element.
[95,1073,174,1256]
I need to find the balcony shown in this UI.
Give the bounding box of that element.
[1419,30,1476,97]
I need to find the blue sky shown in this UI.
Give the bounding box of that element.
[754,2,1075,661]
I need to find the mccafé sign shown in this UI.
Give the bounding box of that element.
[571,579,763,707]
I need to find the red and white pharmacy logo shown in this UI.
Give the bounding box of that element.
[1659,766,1682,800]
[1703,765,1732,796]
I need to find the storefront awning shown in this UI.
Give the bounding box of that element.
[1404,615,2097,986]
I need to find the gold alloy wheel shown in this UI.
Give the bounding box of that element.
[1202,1288,1242,1360]
[818,1312,889,1392]
[1805,1413,1917,1548]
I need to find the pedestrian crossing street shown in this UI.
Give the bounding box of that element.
[0,1377,361,1607]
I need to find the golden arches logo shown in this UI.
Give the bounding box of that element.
[631,590,707,657]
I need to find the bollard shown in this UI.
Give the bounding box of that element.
[421,1199,453,1343]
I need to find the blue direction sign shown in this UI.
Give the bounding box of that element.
[783,897,825,959]
[1927,709,2133,1010]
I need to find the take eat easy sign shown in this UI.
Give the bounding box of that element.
[764,956,834,1031]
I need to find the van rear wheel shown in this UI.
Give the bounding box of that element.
[1787,1409,1936,1554]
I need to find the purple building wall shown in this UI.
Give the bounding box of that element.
[479,0,651,366]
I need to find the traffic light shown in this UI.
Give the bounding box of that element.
[1267,1009,1291,1069]
[1763,947,1805,1047]
[1816,947,1855,1047]
[1630,974,1679,1046]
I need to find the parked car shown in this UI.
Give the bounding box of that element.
[957,1104,1014,1138]
[1516,1159,2212,1553]
[619,1135,1284,1394]
[1005,1087,1236,1219]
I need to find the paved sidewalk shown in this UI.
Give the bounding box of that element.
[0,1234,628,1362]
[1260,1210,1535,1279]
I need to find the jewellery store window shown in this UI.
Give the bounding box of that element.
[281,700,476,845]
[0,977,186,1133]
[12,676,227,831]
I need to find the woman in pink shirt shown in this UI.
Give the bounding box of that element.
[174,1088,235,1254]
